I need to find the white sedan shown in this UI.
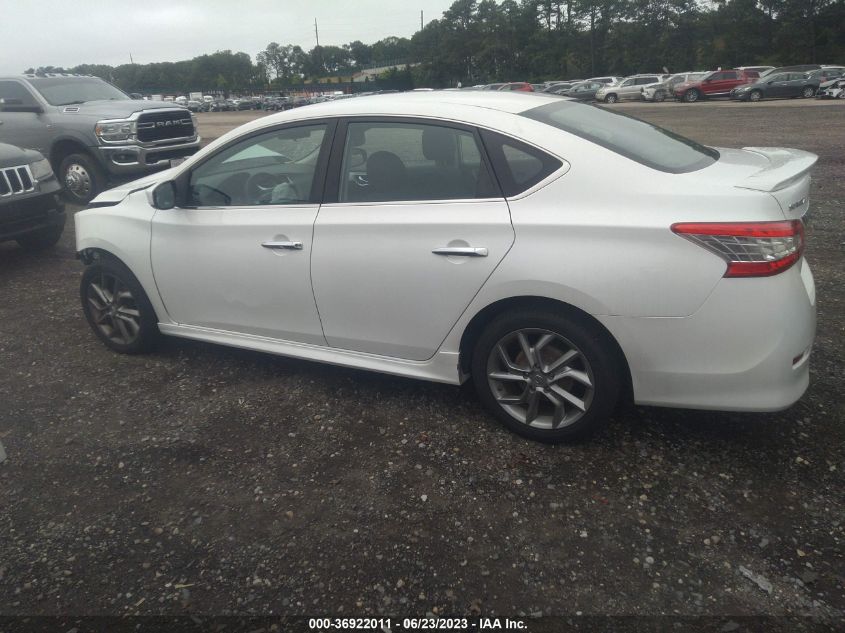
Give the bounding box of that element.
[75,91,817,442]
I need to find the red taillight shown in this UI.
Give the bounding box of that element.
[671,220,805,278]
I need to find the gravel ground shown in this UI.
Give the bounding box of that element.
[1,101,843,623]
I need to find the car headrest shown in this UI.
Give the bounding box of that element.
[422,127,456,166]
[366,151,406,192]
[348,125,367,147]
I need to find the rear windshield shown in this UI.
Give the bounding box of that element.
[521,100,719,174]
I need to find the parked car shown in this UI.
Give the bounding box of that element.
[587,76,624,85]
[807,67,845,82]
[595,75,669,103]
[0,74,200,203]
[730,72,821,101]
[641,72,707,102]
[542,83,574,94]
[561,81,604,101]
[186,100,203,112]
[236,99,260,110]
[498,82,534,92]
[74,92,816,443]
[673,69,759,102]
[816,78,845,99]
[482,83,505,91]
[735,66,775,74]
[759,65,822,79]
[0,142,65,249]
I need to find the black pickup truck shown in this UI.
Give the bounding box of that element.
[0,141,65,249]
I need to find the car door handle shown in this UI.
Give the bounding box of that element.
[432,246,488,257]
[261,240,302,250]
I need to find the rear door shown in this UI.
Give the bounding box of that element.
[310,117,514,361]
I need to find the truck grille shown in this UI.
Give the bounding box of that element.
[136,110,195,143]
[0,165,35,197]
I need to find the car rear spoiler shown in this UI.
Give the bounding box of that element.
[736,147,818,193]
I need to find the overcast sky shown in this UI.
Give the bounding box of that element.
[0,0,457,74]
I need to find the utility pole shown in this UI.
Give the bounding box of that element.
[129,53,134,64]
[314,18,320,47]
[420,10,423,30]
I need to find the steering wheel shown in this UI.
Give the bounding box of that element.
[246,172,302,204]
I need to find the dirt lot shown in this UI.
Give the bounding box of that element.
[1,100,843,624]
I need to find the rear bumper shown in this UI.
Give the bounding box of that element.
[0,192,66,243]
[599,260,816,412]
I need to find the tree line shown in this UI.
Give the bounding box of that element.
[25,0,845,93]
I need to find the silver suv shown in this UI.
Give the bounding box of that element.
[0,74,201,203]
[595,75,670,103]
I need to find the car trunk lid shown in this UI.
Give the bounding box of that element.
[735,147,817,219]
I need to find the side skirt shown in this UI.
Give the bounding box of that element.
[157,323,463,385]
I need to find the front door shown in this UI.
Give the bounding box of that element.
[311,119,514,361]
[150,121,334,345]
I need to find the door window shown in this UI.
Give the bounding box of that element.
[0,81,38,107]
[338,121,498,203]
[188,124,328,207]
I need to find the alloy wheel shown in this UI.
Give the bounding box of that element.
[750,91,762,102]
[486,329,595,430]
[802,86,815,98]
[85,272,142,345]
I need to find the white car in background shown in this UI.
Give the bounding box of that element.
[75,92,817,442]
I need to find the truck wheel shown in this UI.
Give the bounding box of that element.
[16,223,65,251]
[59,153,105,205]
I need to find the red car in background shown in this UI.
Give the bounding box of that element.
[673,69,759,102]
[497,82,534,92]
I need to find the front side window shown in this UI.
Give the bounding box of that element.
[189,124,327,207]
[522,100,718,174]
[338,121,498,203]
[0,81,38,107]
[620,79,635,87]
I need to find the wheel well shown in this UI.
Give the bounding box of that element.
[458,296,633,401]
[50,139,90,170]
[78,247,121,266]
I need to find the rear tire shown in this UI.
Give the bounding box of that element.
[59,152,106,205]
[80,256,160,354]
[471,310,621,443]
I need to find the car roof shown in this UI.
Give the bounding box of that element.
[211,91,563,145]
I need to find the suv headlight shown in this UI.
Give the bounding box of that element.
[29,157,54,180]
[95,120,137,142]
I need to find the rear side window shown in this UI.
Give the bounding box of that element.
[521,100,718,174]
[480,129,562,197]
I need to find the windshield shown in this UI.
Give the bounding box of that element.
[27,77,129,106]
[521,100,719,174]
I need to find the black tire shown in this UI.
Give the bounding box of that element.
[604,93,618,104]
[471,309,621,443]
[749,90,763,102]
[683,89,700,103]
[80,255,160,354]
[58,152,106,205]
[802,86,815,98]
[654,90,666,103]
[16,221,65,250]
